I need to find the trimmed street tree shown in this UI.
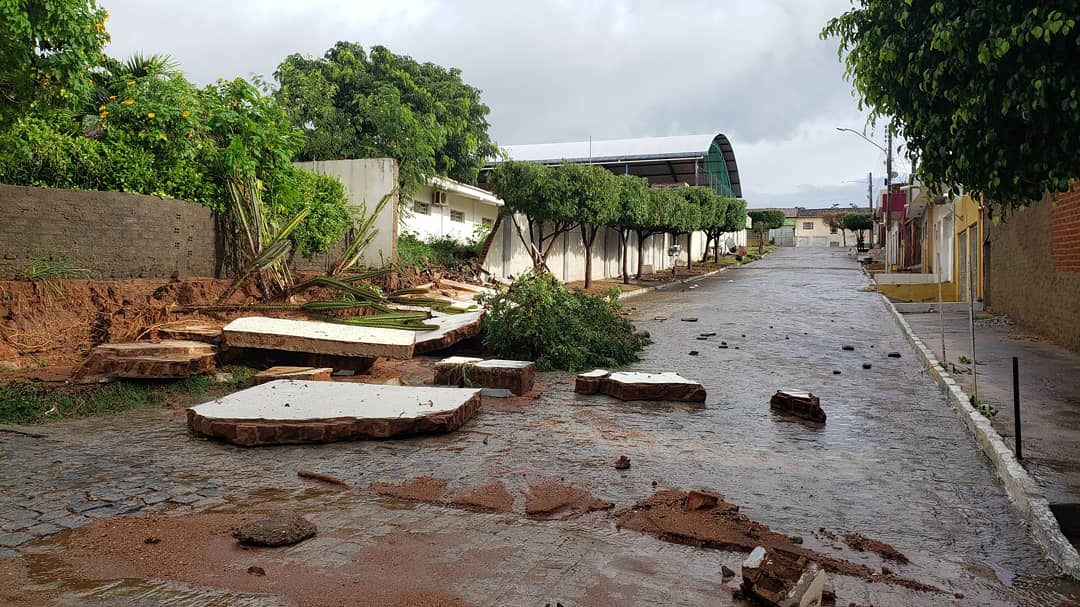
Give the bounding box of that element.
[634,187,676,280]
[668,189,702,274]
[611,174,651,284]
[489,160,576,270]
[720,198,749,260]
[843,212,874,247]
[822,210,850,246]
[275,42,497,193]
[748,210,786,254]
[822,3,1080,212]
[553,163,620,289]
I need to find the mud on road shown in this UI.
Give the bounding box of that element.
[2,248,1080,606]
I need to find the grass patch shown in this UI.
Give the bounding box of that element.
[0,365,257,425]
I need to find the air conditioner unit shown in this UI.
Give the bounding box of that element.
[431,190,448,207]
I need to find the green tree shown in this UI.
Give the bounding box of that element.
[843,212,874,246]
[489,160,576,269]
[633,187,676,280]
[822,210,850,246]
[551,164,619,289]
[720,198,749,259]
[670,188,704,273]
[0,0,110,127]
[275,42,497,193]
[748,210,786,254]
[822,3,1080,212]
[610,174,651,284]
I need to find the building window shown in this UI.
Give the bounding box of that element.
[830,226,837,234]
[481,216,494,227]
[450,210,465,223]
[413,201,430,215]
[802,221,814,230]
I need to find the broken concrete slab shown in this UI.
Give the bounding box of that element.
[433,356,484,386]
[413,310,484,354]
[470,359,535,395]
[156,321,223,343]
[769,390,826,424]
[684,490,720,511]
[223,316,415,359]
[741,546,827,607]
[73,340,217,381]
[439,279,496,300]
[575,369,610,395]
[602,371,707,402]
[253,366,333,385]
[187,380,482,446]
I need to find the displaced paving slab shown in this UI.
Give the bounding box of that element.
[156,321,223,343]
[574,369,610,395]
[252,366,333,385]
[602,371,706,402]
[770,390,827,424]
[413,311,484,354]
[187,380,482,446]
[433,356,484,386]
[223,316,416,359]
[434,357,536,395]
[73,340,216,381]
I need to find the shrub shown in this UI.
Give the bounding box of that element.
[397,233,478,270]
[479,271,649,371]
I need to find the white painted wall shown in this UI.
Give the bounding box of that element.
[293,158,398,266]
[403,184,500,243]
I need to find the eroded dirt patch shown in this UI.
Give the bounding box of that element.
[616,489,939,593]
[449,482,515,513]
[370,475,449,503]
[843,532,909,563]
[525,480,614,520]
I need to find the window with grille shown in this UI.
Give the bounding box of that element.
[481,216,494,226]
[802,221,814,230]
[450,210,465,223]
[413,201,430,215]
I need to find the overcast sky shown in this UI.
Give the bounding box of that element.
[102,0,902,208]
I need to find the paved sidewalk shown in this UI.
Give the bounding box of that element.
[905,311,1080,513]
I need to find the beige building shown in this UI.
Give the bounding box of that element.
[794,207,871,247]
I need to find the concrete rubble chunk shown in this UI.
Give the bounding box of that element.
[73,340,216,381]
[413,310,484,354]
[253,366,333,385]
[602,371,707,402]
[575,369,610,395]
[684,489,720,511]
[232,512,316,547]
[187,380,482,446]
[770,390,826,424]
[741,546,827,607]
[433,356,484,386]
[433,357,535,394]
[223,316,415,359]
[156,321,223,343]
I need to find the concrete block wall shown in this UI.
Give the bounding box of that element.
[0,184,219,279]
[988,186,1080,352]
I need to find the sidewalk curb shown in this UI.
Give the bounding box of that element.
[618,265,730,301]
[881,295,1080,579]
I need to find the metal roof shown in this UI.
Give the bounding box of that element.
[488,133,743,198]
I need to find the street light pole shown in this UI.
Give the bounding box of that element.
[836,127,891,272]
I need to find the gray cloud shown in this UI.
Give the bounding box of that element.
[101,0,894,208]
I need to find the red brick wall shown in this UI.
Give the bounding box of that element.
[988,184,1080,352]
[1050,186,1080,273]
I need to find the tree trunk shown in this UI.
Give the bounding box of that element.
[714,231,721,262]
[620,229,630,285]
[685,232,693,273]
[635,230,648,280]
[581,224,597,289]
[759,230,765,255]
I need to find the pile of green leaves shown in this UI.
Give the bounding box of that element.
[479,271,649,372]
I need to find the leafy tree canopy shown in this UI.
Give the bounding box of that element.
[748,210,787,232]
[822,210,850,231]
[842,212,874,233]
[275,42,498,193]
[822,2,1080,211]
[0,0,110,127]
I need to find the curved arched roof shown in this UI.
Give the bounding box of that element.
[492,133,743,198]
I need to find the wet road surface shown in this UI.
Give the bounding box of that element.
[3,247,1080,606]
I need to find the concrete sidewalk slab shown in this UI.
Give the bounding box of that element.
[413,310,484,354]
[602,371,706,402]
[187,380,482,446]
[73,340,217,381]
[223,316,416,359]
[253,366,333,385]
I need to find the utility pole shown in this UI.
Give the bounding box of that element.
[868,171,874,248]
[885,129,893,273]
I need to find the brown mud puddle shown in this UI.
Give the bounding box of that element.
[616,489,940,594]
[370,476,610,520]
[20,511,477,607]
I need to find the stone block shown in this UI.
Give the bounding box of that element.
[601,372,706,402]
[72,340,216,381]
[433,356,484,386]
[253,366,333,385]
[470,359,535,395]
[157,321,223,343]
[769,390,826,424]
[575,369,610,395]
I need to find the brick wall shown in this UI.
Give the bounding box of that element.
[988,185,1080,352]
[0,184,220,279]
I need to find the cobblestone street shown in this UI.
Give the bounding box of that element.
[2,247,1079,606]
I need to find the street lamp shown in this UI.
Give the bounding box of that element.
[837,127,893,272]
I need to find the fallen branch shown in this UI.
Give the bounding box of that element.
[297,468,349,487]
